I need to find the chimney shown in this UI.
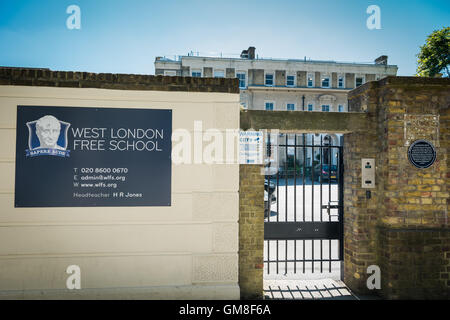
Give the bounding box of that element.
[240,47,256,59]
[248,47,256,59]
[375,55,388,65]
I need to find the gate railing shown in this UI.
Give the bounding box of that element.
[264,133,344,276]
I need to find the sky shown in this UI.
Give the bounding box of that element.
[0,0,448,76]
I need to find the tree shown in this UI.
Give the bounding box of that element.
[416,27,450,78]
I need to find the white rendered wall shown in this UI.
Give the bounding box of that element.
[0,85,240,299]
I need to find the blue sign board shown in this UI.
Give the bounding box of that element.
[15,106,172,207]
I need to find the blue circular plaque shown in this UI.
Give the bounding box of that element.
[408,140,436,169]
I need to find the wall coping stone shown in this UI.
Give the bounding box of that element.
[349,76,450,99]
[240,110,368,133]
[0,66,240,94]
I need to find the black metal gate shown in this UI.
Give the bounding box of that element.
[264,133,344,278]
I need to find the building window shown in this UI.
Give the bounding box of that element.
[355,77,364,87]
[214,69,225,78]
[307,104,314,111]
[191,70,202,77]
[307,74,314,87]
[237,72,246,89]
[287,103,295,111]
[338,76,344,88]
[265,73,274,86]
[265,102,274,111]
[164,70,177,76]
[322,105,330,112]
[338,104,344,112]
[286,75,295,87]
[321,76,330,88]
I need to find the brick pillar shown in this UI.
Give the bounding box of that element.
[239,164,264,299]
[348,77,450,299]
[343,85,380,295]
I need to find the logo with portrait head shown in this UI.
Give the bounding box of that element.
[26,115,71,157]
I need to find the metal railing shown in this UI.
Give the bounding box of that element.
[264,133,344,276]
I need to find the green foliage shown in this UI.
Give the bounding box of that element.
[416,27,450,78]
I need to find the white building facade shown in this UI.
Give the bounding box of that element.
[155,47,398,167]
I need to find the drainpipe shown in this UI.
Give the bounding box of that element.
[302,95,305,111]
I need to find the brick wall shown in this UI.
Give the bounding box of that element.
[343,84,380,293]
[0,67,239,93]
[348,76,450,299]
[378,227,450,299]
[239,164,264,299]
[239,77,448,299]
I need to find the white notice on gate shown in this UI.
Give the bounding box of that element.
[239,131,263,164]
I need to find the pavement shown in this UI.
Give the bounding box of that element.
[264,279,358,300]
